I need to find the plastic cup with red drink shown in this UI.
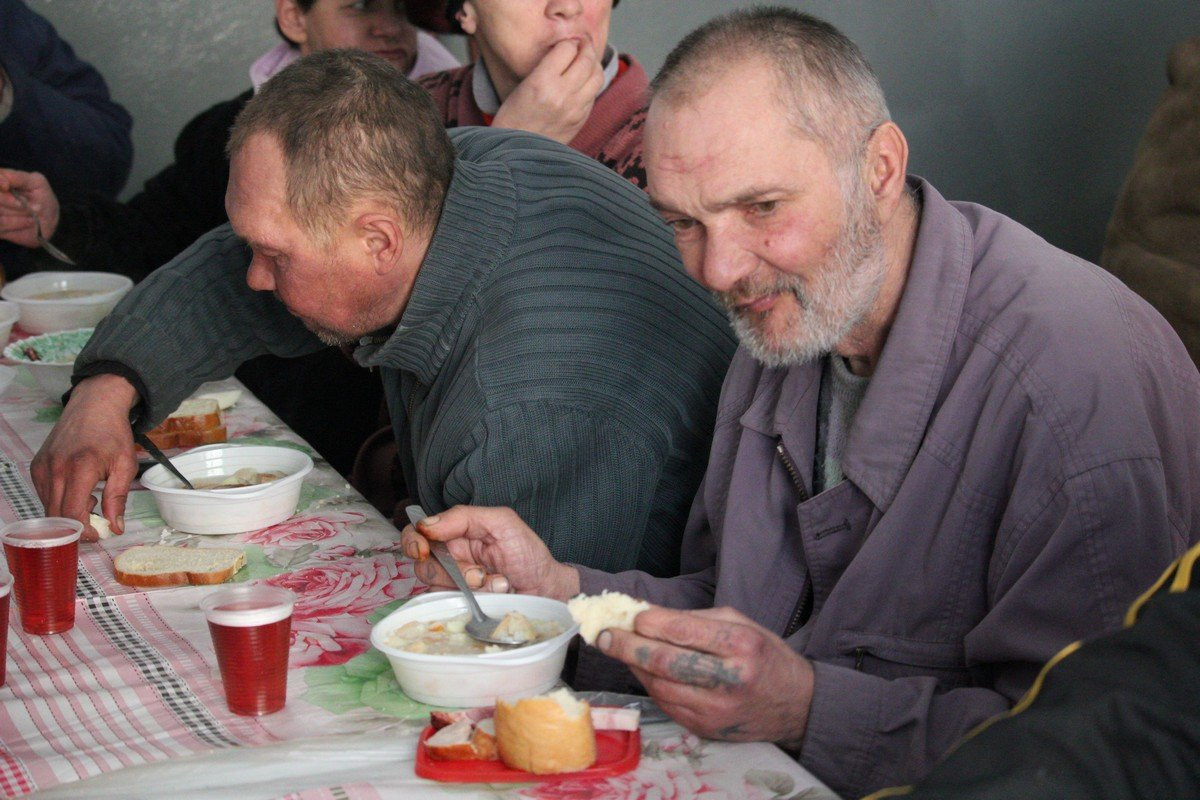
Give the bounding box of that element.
[200,584,295,715]
[0,573,11,685]
[0,518,82,635]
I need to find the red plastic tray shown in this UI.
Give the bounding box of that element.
[415,724,641,783]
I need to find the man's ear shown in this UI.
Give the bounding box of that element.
[275,0,309,49]
[457,1,479,36]
[866,121,909,210]
[357,213,406,275]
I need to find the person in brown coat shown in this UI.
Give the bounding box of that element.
[1102,36,1200,366]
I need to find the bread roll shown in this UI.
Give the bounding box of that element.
[568,591,650,645]
[494,689,596,774]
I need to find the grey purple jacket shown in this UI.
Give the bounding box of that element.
[577,179,1200,799]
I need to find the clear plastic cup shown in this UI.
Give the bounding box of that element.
[0,573,12,686]
[1,518,82,635]
[200,584,295,716]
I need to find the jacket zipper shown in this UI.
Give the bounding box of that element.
[854,647,866,671]
[777,440,814,637]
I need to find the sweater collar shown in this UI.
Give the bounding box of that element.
[353,155,518,383]
[471,44,620,115]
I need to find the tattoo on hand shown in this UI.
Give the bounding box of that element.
[634,646,652,667]
[668,651,743,690]
[716,723,746,738]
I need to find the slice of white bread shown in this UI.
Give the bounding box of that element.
[567,591,650,645]
[494,689,596,774]
[139,397,227,451]
[113,544,245,588]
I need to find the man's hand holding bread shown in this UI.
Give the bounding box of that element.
[31,374,140,541]
[403,505,815,749]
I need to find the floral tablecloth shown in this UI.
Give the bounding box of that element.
[0,357,836,800]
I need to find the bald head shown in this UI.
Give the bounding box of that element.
[650,7,890,169]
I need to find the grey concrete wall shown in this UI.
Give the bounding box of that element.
[24,0,1200,262]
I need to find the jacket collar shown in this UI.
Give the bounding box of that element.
[738,178,972,511]
[353,155,518,384]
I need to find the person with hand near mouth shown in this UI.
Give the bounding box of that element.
[413,0,648,186]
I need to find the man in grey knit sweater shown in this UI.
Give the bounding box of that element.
[30,50,735,577]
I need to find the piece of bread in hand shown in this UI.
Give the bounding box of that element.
[567,590,650,645]
[425,718,500,761]
[113,545,245,588]
[494,689,596,774]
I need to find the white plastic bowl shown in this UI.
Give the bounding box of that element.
[2,327,93,400]
[0,300,19,344]
[141,444,314,534]
[0,271,132,334]
[370,592,579,707]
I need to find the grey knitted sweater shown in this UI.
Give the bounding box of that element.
[77,127,736,576]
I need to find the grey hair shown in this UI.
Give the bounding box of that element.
[227,48,454,243]
[651,7,891,168]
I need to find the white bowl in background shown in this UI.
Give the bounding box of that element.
[370,592,579,707]
[0,301,19,344]
[141,444,314,534]
[0,271,132,334]
[2,327,93,400]
[0,365,14,397]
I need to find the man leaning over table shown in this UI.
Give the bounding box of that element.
[398,8,1200,799]
[29,50,736,580]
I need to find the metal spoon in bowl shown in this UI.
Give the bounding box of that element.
[405,504,518,647]
[134,431,196,490]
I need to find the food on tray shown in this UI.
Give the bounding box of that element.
[384,611,563,655]
[190,467,286,490]
[567,591,650,645]
[494,689,596,774]
[425,717,499,762]
[137,397,226,451]
[113,544,246,588]
[430,703,640,734]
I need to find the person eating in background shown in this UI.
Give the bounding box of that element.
[0,0,458,476]
[414,0,647,185]
[400,8,1200,798]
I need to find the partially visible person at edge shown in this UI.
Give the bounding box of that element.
[30,51,735,588]
[400,8,1200,798]
[866,542,1200,800]
[1101,35,1200,369]
[413,0,647,186]
[0,0,132,280]
[0,0,458,475]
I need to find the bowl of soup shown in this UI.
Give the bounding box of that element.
[370,592,579,707]
[2,327,93,400]
[0,271,133,333]
[140,444,314,534]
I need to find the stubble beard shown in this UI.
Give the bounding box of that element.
[717,174,888,369]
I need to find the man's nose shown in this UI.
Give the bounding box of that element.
[246,256,275,292]
[697,231,755,294]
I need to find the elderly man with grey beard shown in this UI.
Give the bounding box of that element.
[401,7,1200,798]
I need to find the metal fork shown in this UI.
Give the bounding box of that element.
[8,190,76,265]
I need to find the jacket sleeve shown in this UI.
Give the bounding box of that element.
[803,456,1188,799]
[74,223,324,427]
[876,545,1200,800]
[0,0,132,197]
[49,94,246,278]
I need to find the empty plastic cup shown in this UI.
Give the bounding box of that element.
[200,584,295,715]
[0,573,11,686]
[1,518,82,635]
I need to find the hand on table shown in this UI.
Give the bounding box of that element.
[598,605,815,746]
[0,168,61,249]
[400,505,580,600]
[31,374,140,541]
[491,39,604,145]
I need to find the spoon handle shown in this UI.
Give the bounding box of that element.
[134,431,195,490]
[405,505,490,626]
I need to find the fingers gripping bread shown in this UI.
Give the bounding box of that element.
[113,545,245,588]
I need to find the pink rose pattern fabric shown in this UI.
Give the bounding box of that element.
[238,511,367,547]
[255,533,417,667]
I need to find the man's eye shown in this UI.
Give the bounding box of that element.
[668,218,698,233]
[749,200,778,216]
